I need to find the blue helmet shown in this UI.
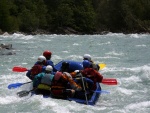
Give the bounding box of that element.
[83,60,91,68]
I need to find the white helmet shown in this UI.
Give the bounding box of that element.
[46,65,53,72]
[83,54,91,61]
[37,55,46,62]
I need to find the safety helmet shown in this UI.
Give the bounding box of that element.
[37,55,46,62]
[83,54,91,61]
[43,50,52,58]
[45,65,53,72]
[83,60,91,68]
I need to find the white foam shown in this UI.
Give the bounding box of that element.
[116,87,136,95]
[136,44,146,47]
[29,96,84,113]
[105,51,124,56]
[125,101,150,110]
[20,35,34,40]
[12,33,25,37]
[67,55,82,60]
[0,96,20,104]
[73,43,79,46]
[130,34,139,38]
[101,56,120,59]
[106,32,125,37]
[62,51,69,53]
[121,76,141,83]
[98,41,111,45]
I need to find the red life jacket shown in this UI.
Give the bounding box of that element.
[30,65,42,79]
[51,73,68,99]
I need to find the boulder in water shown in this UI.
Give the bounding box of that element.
[2,52,16,55]
[0,43,12,50]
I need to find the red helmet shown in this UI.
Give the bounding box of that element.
[43,50,52,58]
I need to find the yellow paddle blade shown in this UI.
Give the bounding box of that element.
[99,63,106,70]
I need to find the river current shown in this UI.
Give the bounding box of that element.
[0,33,150,113]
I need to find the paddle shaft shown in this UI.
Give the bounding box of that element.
[94,90,110,94]
[23,81,32,85]
[80,75,88,105]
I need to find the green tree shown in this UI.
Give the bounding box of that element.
[52,4,74,28]
[17,0,39,32]
[34,0,48,29]
[96,0,126,32]
[1,0,149,34]
[19,9,38,32]
[122,0,150,32]
[72,0,96,33]
[0,0,18,32]
[44,0,74,31]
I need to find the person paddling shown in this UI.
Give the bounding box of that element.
[50,62,82,99]
[33,65,54,96]
[26,55,46,80]
[72,60,103,90]
[43,50,57,72]
[83,54,100,71]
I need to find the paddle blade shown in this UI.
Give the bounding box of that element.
[8,83,23,89]
[17,90,30,97]
[99,63,106,70]
[12,66,28,72]
[17,89,34,97]
[8,81,32,89]
[102,78,117,85]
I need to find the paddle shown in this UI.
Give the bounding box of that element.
[8,81,32,89]
[12,66,28,72]
[81,74,88,105]
[17,89,34,97]
[101,78,117,85]
[94,90,110,94]
[75,75,117,86]
[99,63,106,70]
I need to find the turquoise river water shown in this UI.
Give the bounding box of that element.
[0,33,150,113]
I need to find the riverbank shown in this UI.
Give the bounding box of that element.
[0,28,149,35]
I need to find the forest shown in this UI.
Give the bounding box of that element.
[0,0,150,34]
